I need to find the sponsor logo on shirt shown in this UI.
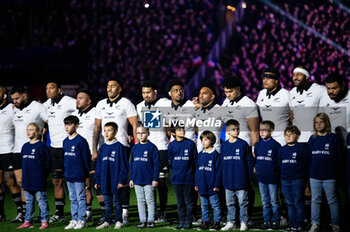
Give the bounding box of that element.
[184,149,188,156]
[31,149,35,154]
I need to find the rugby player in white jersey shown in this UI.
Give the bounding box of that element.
[256,67,290,145]
[43,81,76,222]
[0,85,22,222]
[93,78,139,224]
[136,81,171,222]
[10,85,48,222]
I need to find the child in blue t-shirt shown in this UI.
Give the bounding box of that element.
[63,115,91,230]
[255,121,281,230]
[220,119,253,231]
[308,113,341,232]
[168,125,198,229]
[278,125,309,231]
[129,125,159,229]
[94,122,129,230]
[195,130,221,230]
[17,123,50,230]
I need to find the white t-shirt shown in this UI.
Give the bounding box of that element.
[137,98,171,150]
[221,95,259,146]
[319,90,350,142]
[166,100,197,143]
[256,87,290,145]
[95,97,137,147]
[289,83,325,142]
[196,103,223,152]
[13,101,48,153]
[0,103,15,154]
[72,106,96,152]
[44,95,76,148]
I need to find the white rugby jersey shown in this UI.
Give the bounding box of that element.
[289,83,325,142]
[221,95,259,146]
[95,96,137,147]
[44,95,76,148]
[319,90,350,142]
[196,103,223,152]
[256,87,290,145]
[13,100,48,153]
[166,99,197,143]
[0,103,15,154]
[72,106,96,152]
[137,98,171,150]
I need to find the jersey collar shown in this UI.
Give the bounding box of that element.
[107,95,122,107]
[0,102,9,110]
[296,82,312,94]
[171,98,187,110]
[18,100,32,111]
[78,105,93,116]
[229,94,244,105]
[51,94,64,106]
[144,98,158,109]
[201,102,215,113]
[266,85,281,99]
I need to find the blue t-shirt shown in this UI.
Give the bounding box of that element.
[255,138,281,184]
[130,141,159,185]
[168,138,198,185]
[21,141,51,191]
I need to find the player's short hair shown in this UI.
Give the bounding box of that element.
[200,130,216,146]
[313,113,331,136]
[141,80,158,91]
[108,78,123,89]
[226,119,240,128]
[284,125,301,136]
[77,90,92,99]
[46,79,61,88]
[325,73,345,86]
[263,67,280,79]
[10,85,26,95]
[200,84,217,97]
[167,79,184,92]
[221,76,242,91]
[27,122,42,140]
[64,115,79,125]
[260,120,275,131]
[104,122,118,131]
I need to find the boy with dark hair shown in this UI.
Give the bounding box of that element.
[95,122,129,229]
[63,115,91,229]
[278,126,309,232]
[255,121,281,230]
[195,130,221,230]
[220,119,254,231]
[168,125,198,229]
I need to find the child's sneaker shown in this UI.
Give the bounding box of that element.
[309,223,319,232]
[40,222,49,229]
[147,222,155,228]
[240,221,248,231]
[200,221,210,230]
[221,221,235,231]
[114,221,123,229]
[65,220,77,230]
[137,222,147,229]
[17,222,34,229]
[96,221,110,229]
[271,222,279,230]
[74,221,87,229]
[210,222,221,231]
[260,222,270,230]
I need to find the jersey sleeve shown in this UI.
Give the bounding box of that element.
[124,99,137,118]
[245,99,259,119]
[95,101,103,120]
[39,103,48,122]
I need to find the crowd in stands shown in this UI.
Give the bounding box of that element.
[1,0,218,101]
[218,0,350,100]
